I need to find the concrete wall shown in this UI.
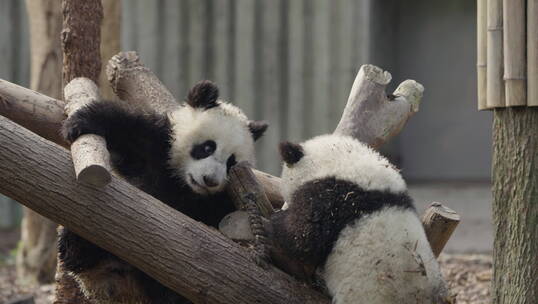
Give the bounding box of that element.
[372,0,492,181]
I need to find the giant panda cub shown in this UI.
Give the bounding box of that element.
[59,81,268,303]
[271,134,447,304]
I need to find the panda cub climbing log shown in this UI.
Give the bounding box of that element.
[59,81,268,303]
[271,135,448,304]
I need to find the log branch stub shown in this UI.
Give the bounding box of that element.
[421,202,461,257]
[0,116,329,304]
[227,161,274,217]
[106,51,178,114]
[334,64,424,149]
[64,78,112,187]
[252,169,285,209]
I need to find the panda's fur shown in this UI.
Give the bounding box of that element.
[271,135,447,304]
[58,81,267,304]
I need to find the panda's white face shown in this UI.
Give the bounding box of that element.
[279,134,407,204]
[168,102,263,195]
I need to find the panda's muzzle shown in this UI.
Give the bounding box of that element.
[189,174,219,190]
[202,175,218,187]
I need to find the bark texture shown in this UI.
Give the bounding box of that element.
[16,0,63,285]
[492,108,538,303]
[61,0,103,84]
[57,0,103,302]
[0,115,329,304]
[421,202,460,258]
[0,79,66,147]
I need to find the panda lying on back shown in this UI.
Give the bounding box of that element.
[271,135,447,304]
[59,81,268,303]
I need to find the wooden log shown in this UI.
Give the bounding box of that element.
[0,79,67,147]
[421,202,461,257]
[58,1,104,302]
[64,78,112,187]
[334,65,423,148]
[503,0,526,106]
[227,161,274,217]
[528,0,538,107]
[0,115,329,304]
[477,0,488,110]
[487,0,505,108]
[106,51,178,114]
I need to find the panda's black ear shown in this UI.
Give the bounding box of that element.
[279,141,304,165]
[248,120,268,141]
[186,80,219,109]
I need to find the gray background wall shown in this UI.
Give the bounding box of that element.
[0,1,493,242]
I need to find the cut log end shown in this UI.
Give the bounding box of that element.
[393,80,424,112]
[70,134,112,187]
[421,202,461,257]
[358,64,392,85]
[106,51,144,85]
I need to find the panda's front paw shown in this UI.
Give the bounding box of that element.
[61,111,103,143]
[250,248,271,270]
[61,116,83,142]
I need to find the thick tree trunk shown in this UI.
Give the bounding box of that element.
[16,0,63,285]
[492,108,538,303]
[0,115,330,304]
[56,1,103,302]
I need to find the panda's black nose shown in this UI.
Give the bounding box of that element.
[203,175,218,187]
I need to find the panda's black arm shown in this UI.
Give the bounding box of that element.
[62,101,172,183]
[271,206,328,268]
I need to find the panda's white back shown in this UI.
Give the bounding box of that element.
[323,207,445,304]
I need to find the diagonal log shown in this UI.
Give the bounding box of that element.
[0,115,329,304]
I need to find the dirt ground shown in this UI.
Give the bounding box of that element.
[1,255,492,303]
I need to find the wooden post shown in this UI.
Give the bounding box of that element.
[503,0,526,106]
[56,0,103,303]
[487,0,505,108]
[477,0,488,110]
[492,108,538,303]
[61,0,110,188]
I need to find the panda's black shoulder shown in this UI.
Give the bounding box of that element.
[275,177,414,266]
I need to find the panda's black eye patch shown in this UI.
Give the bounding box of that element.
[191,140,217,159]
[226,154,237,172]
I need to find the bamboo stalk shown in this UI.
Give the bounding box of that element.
[487,0,505,108]
[529,0,538,106]
[477,0,488,110]
[503,0,527,106]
